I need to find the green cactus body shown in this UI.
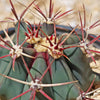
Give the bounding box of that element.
[0,0,100,100]
[13,21,28,45]
[21,53,54,100]
[50,57,80,100]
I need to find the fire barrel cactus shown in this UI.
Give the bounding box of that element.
[0,0,100,100]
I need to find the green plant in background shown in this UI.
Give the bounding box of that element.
[0,0,100,100]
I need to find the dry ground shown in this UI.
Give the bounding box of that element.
[0,0,100,99]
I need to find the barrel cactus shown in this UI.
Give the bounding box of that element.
[0,0,100,100]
